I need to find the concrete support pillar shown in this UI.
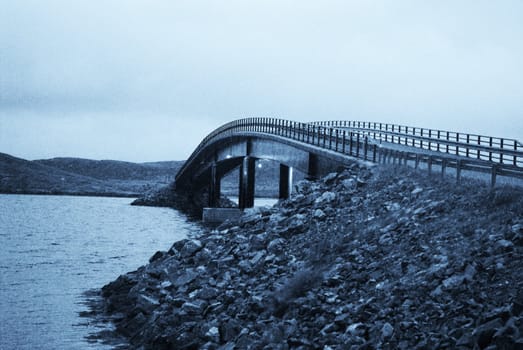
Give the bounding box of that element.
[239,156,255,209]
[208,163,221,207]
[307,153,319,180]
[279,164,293,199]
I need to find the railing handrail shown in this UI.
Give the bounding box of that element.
[310,120,522,149]
[311,120,522,166]
[175,117,523,187]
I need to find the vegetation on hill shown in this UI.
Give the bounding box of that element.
[35,157,180,181]
[0,152,183,197]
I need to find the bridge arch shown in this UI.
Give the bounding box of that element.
[175,118,364,209]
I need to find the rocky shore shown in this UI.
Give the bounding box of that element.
[91,163,523,349]
[131,183,237,218]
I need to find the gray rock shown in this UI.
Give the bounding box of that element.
[136,294,160,314]
[160,280,173,289]
[284,214,308,235]
[238,260,252,273]
[249,235,267,250]
[149,250,165,263]
[250,251,265,265]
[356,177,367,187]
[379,233,393,245]
[315,191,336,204]
[463,264,477,282]
[342,178,357,191]
[381,322,394,339]
[411,187,423,195]
[322,172,338,184]
[473,318,504,348]
[314,209,326,220]
[205,326,220,343]
[295,180,312,194]
[269,213,287,225]
[181,239,203,258]
[346,323,366,337]
[181,300,207,315]
[197,287,219,300]
[430,286,443,298]
[173,268,199,287]
[496,239,514,250]
[456,333,474,347]
[442,274,465,289]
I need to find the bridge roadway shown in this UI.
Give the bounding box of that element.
[175,118,523,211]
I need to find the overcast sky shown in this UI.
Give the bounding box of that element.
[1,0,522,162]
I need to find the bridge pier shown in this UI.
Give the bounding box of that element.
[279,164,293,199]
[208,163,221,207]
[307,153,319,180]
[238,156,256,209]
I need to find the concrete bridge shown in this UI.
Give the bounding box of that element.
[175,118,523,216]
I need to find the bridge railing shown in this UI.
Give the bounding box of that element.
[310,120,523,167]
[176,117,523,187]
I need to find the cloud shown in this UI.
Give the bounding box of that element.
[0,0,522,160]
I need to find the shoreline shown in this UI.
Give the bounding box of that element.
[0,190,140,198]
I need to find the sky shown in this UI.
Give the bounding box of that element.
[1,0,522,162]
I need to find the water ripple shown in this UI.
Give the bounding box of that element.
[0,194,200,350]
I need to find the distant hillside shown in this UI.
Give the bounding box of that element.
[0,153,183,197]
[35,158,181,181]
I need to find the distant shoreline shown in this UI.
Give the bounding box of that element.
[0,190,139,198]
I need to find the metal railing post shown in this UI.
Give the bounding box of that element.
[342,130,346,153]
[356,133,360,157]
[466,134,470,157]
[335,129,339,151]
[456,133,460,155]
[477,136,481,159]
[349,132,353,155]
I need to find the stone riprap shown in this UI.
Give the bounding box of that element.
[93,163,523,349]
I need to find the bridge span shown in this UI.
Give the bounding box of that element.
[175,118,523,211]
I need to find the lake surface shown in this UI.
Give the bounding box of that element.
[0,194,201,350]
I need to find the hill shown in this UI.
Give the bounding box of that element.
[0,152,183,197]
[35,157,180,181]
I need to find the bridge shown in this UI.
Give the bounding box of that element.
[175,118,523,213]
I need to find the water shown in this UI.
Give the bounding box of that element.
[228,196,278,207]
[0,194,201,350]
